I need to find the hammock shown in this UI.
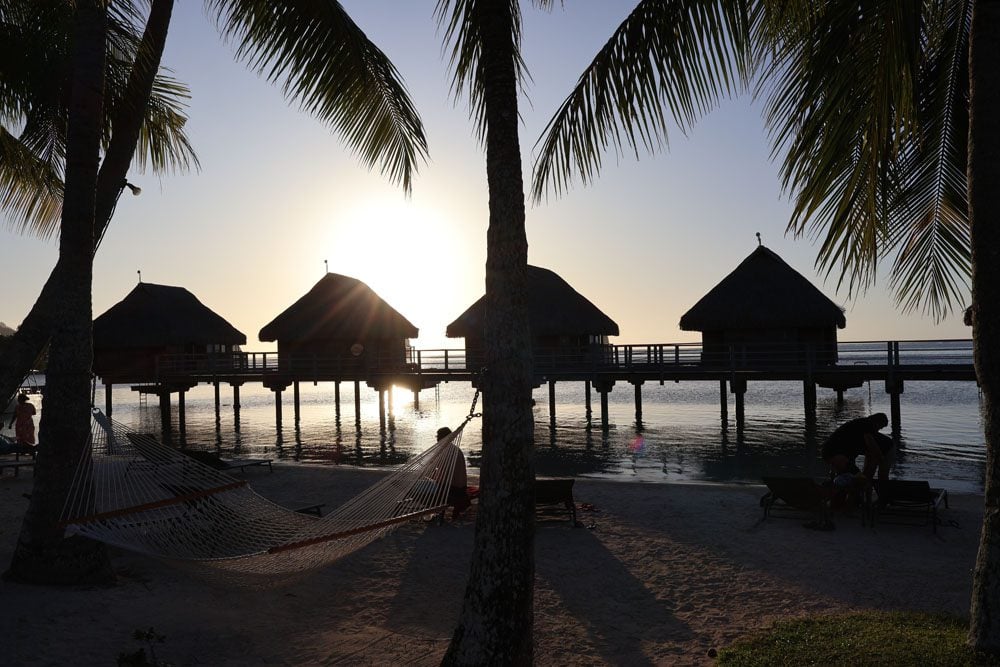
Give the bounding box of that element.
[60,408,471,579]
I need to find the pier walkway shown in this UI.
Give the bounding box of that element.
[110,340,976,439]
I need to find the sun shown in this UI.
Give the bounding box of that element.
[322,199,472,348]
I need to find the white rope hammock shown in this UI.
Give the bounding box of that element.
[60,408,469,579]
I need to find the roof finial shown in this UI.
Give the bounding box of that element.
[137,269,142,283]
[324,259,328,275]
[755,232,761,247]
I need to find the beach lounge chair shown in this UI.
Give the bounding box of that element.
[180,449,272,473]
[760,476,832,526]
[535,477,578,524]
[871,480,949,533]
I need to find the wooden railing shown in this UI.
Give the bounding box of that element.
[153,339,974,381]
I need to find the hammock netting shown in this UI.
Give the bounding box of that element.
[60,409,466,579]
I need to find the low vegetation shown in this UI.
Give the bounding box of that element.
[719,612,1000,666]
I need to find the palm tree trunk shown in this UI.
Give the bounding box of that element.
[0,0,174,413]
[4,0,114,585]
[443,2,536,665]
[968,0,1000,653]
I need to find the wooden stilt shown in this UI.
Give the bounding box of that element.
[178,390,186,443]
[886,379,904,433]
[413,389,420,410]
[548,380,557,425]
[232,383,241,431]
[159,391,171,441]
[274,389,283,428]
[293,381,301,423]
[836,389,844,406]
[334,381,341,418]
[105,383,113,418]
[214,381,221,422]
[378,388,386,432]
[803,380,817,423]
[730,378,747,432]
[632,380,644,423]
[593,380,615,430]
[719,380,728,427]
[584,381,592,423]
[354,380,361,429]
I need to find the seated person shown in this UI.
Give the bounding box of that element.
[432,426,472,520]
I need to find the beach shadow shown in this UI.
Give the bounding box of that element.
[383,524,473,640]
[534,526,693,665]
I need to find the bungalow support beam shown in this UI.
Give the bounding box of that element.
[548,380,557,425]
[593,380,615,430]
[178,389,186,444]
[803,380,817,424]
[886,379,904,433]
[274,388,283,428]
[631,379,644,424]
[719,380,727,427]
[159,390,171,442]
[231,383,242,428]
[730,377,747,432]
[334,381,341,419]
[354,380,362,431]
[213,381,221,423]
[293,381,301,424]
[104,383,113,418]
[584,381,592,423]
[378,388,386,432]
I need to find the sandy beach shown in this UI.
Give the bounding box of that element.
[0,464,982,666]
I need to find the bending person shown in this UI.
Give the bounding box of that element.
[822,412,894,486]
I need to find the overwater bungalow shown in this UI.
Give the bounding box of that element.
[679,245,846,367]
[93,282,247,385]
[258,273,418,373]
[446,265,619,373]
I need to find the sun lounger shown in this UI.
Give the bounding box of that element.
[179,449,272,473]
[0,459,34,477]
[871,479,948,533]
[535,478,577,524]
[760,476,831,525]
[218,457,273,473]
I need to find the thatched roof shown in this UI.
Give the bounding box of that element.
[94,283,247,348]
[446,265,619,338]
[259,273,418,342]
[679,246,846,331]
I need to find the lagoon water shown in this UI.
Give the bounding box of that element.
[10,352,986,495]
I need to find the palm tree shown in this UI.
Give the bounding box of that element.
[531,0,1000,654]
[435,1,537,661]
[0,0,197,418]
[2,0,427,584]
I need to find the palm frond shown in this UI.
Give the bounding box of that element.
[530,0,751,202]
[0,126,63,237]
[758,0,924,299]
[209,0,428,192]
[435,0,527,144]
[760,0,970,320]
[887,0,971,319]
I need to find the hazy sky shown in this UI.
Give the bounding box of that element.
[1,1,971,350]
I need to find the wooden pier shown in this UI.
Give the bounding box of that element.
[107,339,976,441]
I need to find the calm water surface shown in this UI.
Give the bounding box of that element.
[8,362,986,495]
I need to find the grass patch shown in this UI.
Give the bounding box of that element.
[718,611,1000,666]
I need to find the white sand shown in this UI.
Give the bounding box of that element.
[0,464,982,666]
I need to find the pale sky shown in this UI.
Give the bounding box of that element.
[1,1,971,351]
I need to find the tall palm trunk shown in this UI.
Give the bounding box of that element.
[0,0,174,413]
[968,0,1000,652]
[443,2,536,664]
[4,0,114,585]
